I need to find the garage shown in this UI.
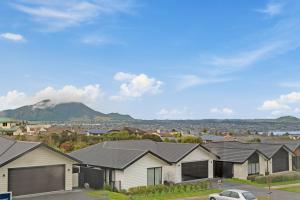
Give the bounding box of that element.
[8,165,65,196]
[272,148,289,173]
[0,137,80,196]
[181,161,208,181]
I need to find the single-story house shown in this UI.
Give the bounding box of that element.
[70,140,218,190]
[204,141,294,180]
[84,129,109,136]
[200,134,225,143]
[262,141,300,170]
[0,136,80,196]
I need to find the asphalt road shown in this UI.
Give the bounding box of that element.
[216,181,300,200]
[15,190,106,200]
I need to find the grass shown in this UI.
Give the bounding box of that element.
[278,186,300,193]
[225,178,300,188]
[87,189,221,200]
[87,190,128,200]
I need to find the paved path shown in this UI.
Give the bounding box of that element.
[268,183,300,189]
[15,190,106,200]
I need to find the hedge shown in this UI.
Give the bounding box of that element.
[127,181,211,195]
[255,172,300,184]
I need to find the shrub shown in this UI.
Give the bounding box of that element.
[255,172,300,184]
[127,180,211,195]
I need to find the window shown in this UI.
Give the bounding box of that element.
[3,123,7,127]
[242,192,256,200]
[147,167,162,186]
[230,191,240,198]
[248,162,259,175]
[219,191,231,197]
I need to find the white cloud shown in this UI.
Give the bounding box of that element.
[12,0,135,30]
[0,33,25,42]
[260,92,300,116]
[0,84,102,111]
[208,43,281,74]
[156,107,192,119]
[210,107,234,115]
[111,72,162,101]
[257,3,283,17]
[177,75,231,91]
[81,35,123,46]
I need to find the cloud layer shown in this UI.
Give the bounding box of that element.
[0,84,102,110]
[210,107,234,115]
[12,0,135,30]
[260,92,300,116]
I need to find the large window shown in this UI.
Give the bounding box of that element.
[147,167,162,186]
[248,162,259,175]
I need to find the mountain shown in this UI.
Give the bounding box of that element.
[276,116,300,123]
[0,100,134,122]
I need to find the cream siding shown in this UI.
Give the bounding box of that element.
[116,153,167,190]
[259,154,268,175]
[0,146,76,193]
[233,161,248,180]
[289,152,293,171]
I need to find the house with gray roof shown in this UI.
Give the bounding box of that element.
[204,141,294,180]
[0,136,80,196]
[262,140,300,170]
[70,140,218,190]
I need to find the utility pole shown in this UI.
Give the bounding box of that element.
[267,174,272,200]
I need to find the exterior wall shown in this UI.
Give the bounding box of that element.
[259,154,268,175]
[174,147,215,183]
[233,161,248,180]
[72,173,79,188]
[295,147,300,156]
[289,152,293,171]
[0,146,76,193]
[163,164,177,183]
[268,159,273,174]
[116,153,167,190]
[0,122,16,129]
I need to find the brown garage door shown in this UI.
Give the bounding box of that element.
[8,165,65,196]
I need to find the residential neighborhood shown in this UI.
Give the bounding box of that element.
[2,0,300,200]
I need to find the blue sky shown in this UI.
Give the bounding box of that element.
[1,0,300,119]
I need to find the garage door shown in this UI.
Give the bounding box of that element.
[214,161,233,178]
[272,148,289,173]
[8,165,65,196]
[182,161,208,181]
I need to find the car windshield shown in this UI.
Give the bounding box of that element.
[242,192,256,200]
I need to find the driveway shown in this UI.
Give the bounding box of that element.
[15,190,106,200]
[213,181,300,200]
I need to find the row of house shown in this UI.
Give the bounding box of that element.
[1,136,299,197]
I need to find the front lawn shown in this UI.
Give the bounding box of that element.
[225,178,300,188]
[87,189,221,200]
[278,186,300,193]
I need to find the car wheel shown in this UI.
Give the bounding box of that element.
[210,198,216,200]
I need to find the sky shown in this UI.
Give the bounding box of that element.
[0,0,300,119]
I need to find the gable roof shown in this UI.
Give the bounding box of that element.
[70,140,216,169]
[204,141,293,160]
[262,141,300,152]
[0,136,80,167]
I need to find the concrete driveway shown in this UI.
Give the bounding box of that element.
[15,190,106,200]
[215,181,300,200]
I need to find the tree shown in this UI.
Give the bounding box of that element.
[142,134,163,142]
[179,135,202,144]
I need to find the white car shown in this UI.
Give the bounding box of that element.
[208,189,257,200]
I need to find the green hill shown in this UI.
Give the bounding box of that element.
[0,99,134,122]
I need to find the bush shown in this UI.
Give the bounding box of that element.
[127,180,211,195]
[255,172,300,184]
